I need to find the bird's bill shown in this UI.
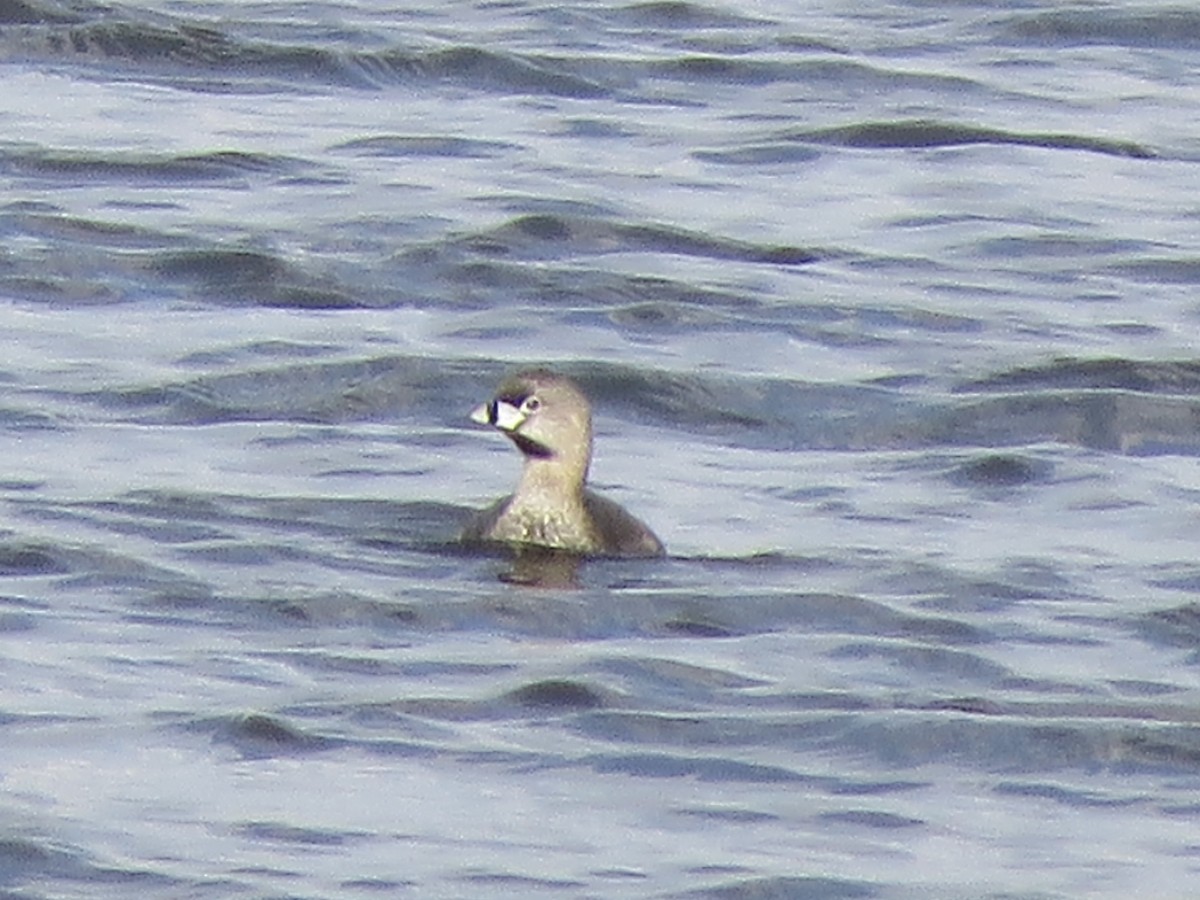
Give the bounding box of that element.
[470,399,526,432]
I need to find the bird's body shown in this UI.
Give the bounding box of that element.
[463,488,663,557]
[462,370,664,558]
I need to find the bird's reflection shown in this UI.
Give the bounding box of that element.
[497,546,583,588]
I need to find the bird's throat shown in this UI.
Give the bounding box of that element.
[510,433,554,460]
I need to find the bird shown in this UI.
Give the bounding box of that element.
[461,369,665,558]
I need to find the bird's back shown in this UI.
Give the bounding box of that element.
[582,490,665,558]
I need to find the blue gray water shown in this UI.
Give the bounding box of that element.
[2,0,1200,896]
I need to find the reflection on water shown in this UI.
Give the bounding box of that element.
[497,546,584,589]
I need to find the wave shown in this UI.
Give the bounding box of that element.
[788,119,1156,160]
[31,350,1200,458]
[0,11,609,96]
[0,144,312,184]
[1002,8,1200,49]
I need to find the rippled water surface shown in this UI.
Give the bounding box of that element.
[3,0,1200,897]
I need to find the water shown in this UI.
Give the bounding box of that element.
[2,0,1200,896]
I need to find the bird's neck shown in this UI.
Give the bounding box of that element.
[516,447,590,505]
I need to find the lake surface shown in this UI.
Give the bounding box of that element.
[2,0,1200,897]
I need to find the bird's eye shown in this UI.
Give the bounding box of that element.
[521,396,541,414]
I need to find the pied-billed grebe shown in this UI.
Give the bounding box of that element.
[462,369,665,558]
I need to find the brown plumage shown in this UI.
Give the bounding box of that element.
[461,369,665,558]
